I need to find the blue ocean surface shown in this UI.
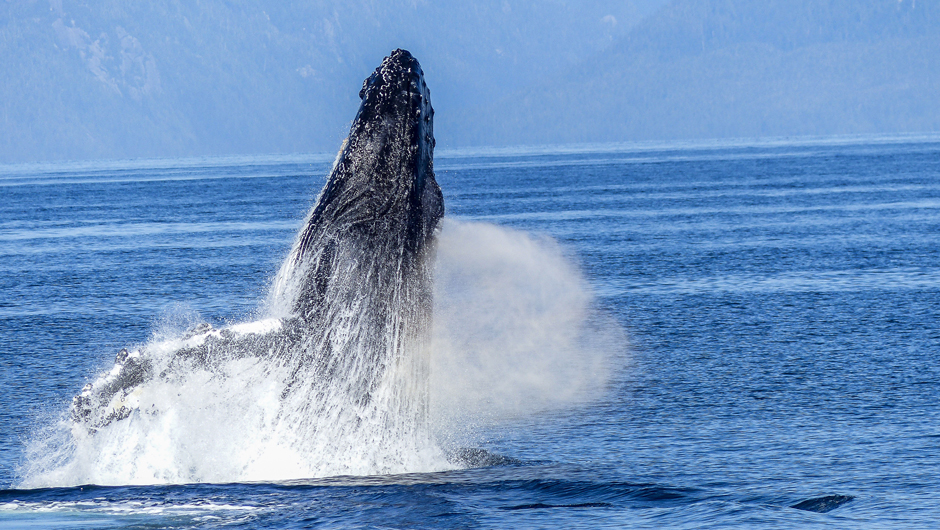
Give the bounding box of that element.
[1,136,940,528]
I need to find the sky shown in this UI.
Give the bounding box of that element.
[1,0,938,163]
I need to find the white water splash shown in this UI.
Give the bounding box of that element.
[431,220,617,439]
[20,220,620,487]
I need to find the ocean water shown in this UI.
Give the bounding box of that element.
[1,136,940,528]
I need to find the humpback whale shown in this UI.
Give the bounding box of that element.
[71,48,444,450]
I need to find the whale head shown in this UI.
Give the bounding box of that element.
[276,49,444,323]
[353,48,437,215]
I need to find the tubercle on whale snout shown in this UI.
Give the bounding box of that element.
[356,49,436,153]
[359,49,429,103]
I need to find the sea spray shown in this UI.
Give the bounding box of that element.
[430,219,617,445]
[18,219,619,487]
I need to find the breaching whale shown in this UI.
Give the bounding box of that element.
[71,48,444,450]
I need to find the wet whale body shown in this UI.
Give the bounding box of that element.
[790,494,854,513]
[71,48,444,456]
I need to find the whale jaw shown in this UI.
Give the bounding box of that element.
[298,49,440,256]
[282,49,443,324]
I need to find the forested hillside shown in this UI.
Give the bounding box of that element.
[0,0,660,162]
[473,0,940,145]
[2,0,939,162]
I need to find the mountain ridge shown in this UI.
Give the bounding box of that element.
[457,0,940,146]
[3,0,939,162]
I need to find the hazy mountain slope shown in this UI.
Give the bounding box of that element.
[1,1,319,161]
[5,0,936,161]
[460,0,940,146]
[0,0,665,163]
